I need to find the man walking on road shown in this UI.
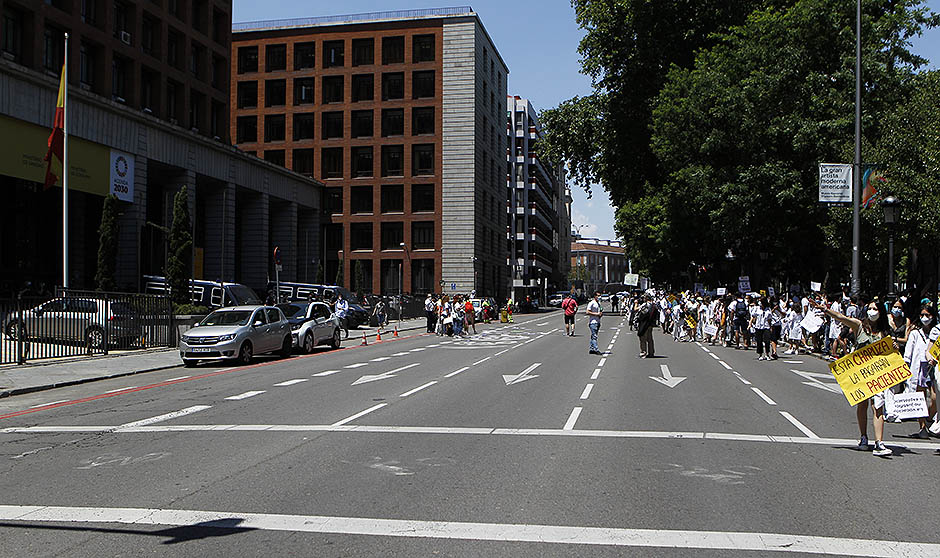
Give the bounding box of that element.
[334,293,349,338]
[636,295,657,358]
[586,292,603,354]
[425,294,436,333]
[562,293,579,336]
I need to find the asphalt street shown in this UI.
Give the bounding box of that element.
[1,306,939,557]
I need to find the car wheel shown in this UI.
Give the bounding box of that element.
[85,326,105,350]
[238,341,253,365]
[302,332,315,354]
[330,328,341,349]
[182,359,197,368]
[280,336,292,358]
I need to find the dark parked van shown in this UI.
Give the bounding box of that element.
[144,276,261,309]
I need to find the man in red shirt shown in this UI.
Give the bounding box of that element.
[562,293,579,336]
[464,298,477,334]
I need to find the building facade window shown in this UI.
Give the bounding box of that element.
[79,42,96,87]
[411,259,434,295]
[350,186,373,214]
[351,74,374,102]
[350,223,373,251]
[324,188,343,214]
[381,146,404,177]
[381,36,404,64]
[381,109,404,137]
[2,8,22,60]
[264,114,285,142]
[381,184,404,213]
[412,107,434,135]
[293,148,315,175]
[322,111,343,139]
[321,147,343,179]
[413,34,435,62]
[412,70,434,98]
[265,44,286,71]
[264,149,285,166]
[236,81,257,108]
[411,184,434,212]
[411,221,434,250]
[237,45,258,73]
[323,40,344,67]
[380,222,404,250]
[111,56,127,100]
[351,110,374,138]
[293,113,316,140]
[352,38,373,66]
[264,79,286,106]
[322,75,344,103]
[294,41,315,70]
[381,72,404,100]
[412,144,434,176]
[293,77,315,104]
[236,116,258,143]
[44,27,64,71]
[351,146,373,178]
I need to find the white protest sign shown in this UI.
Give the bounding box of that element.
[716,287,727,296]
[738,276,751,293]
[703,324,718,337]
[886,391,928,420]
[768,287,776,297]
[819,163,852,203]
[810,281,822,292]
[800,313,824,334]
[693,282,704,294]
[625,273,639,286]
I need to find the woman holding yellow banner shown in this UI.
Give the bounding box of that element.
[903,305,938,440]
[811,297,894,457]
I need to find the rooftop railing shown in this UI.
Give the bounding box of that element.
[233,6,474,32]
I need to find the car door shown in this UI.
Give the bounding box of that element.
[248,309,268,351]
[313,303,332,342]
[265,307,287,351]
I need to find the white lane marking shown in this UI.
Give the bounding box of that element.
[313,370,340,377]
[29,400,69,409]
[718,361,733,370]
[751,387,777,406]
[597,357,607,367]
[733,373,752,385]
[709,353,721,360]
[351,362,421,386]
[103,387,136,394]
[444,366,470,378]
[779,411,819,439]
[225,391,265,401]
[166,376,190,382]
[695,341,703,347]
[590,368,601,380]
[274,379,308,387]
[472,356,491,366]
[785,360,804,364]
[344,363,369,369]
[399,381,438,398]
[580,384,594,400]
[563,407,582,430]
[512,343,525,349]
[393,352,411,356]
[537,321,551,326]
[331,403,388,427]
[494,349,508,356]
[116,405,212,430]
[370,357,391,362]
[410,347,427,352]
[3,506,939,556]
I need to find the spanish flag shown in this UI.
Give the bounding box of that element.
[43,64,66,189]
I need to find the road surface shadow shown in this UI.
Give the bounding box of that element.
[0,517,254,544]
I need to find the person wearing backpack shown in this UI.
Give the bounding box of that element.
[562,293,579,336]
[732,294,750,349]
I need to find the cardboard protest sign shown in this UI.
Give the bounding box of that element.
[716,287,727,296]
[800,313,824,334]
[929,336,940,363]
[703,325,718,337]
[828,336,911,406]
[810,281,822,292]
[886,392,929,420]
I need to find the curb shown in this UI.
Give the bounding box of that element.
[0,362,182,399]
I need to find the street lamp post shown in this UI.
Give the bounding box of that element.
[882,195,901,298]
[399,242,410,329]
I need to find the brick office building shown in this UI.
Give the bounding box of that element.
[231,7,509,298]
[0,0,321,293]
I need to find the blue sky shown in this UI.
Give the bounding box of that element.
[234,0,940,241]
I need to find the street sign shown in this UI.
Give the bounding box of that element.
[275,264,283,272]
[273,246,281,265]
[451,283,456,291]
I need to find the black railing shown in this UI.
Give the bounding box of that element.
[0,290,173,365]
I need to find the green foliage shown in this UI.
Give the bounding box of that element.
[315,260,324,284]
[354,260,365,297]
[166,187,193,306]
[334,257,344,287]
[94,195,119,291]
[173,303,209,316]
[568,263,589,282]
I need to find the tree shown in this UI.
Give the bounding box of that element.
[94,195,119,291]
[166,187,193,306]
[568,262,589,282]
[315,260,324,284]
[334,257,344,288]
[354,260,365,297]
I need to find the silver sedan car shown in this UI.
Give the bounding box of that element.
[179,305,291,367]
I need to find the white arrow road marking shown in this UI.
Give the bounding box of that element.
[225,391,265,401]
[502,363,541,386]
[791,369,841,393]
[274,379,308,387]
[116,405,211,430]
[4,505,939,556]
[351,363,420,386]
[650,364,687,388]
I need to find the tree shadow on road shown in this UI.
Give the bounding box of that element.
[0,517,254,544]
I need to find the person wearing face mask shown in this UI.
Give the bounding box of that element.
[887,299,911,355]
[812,296,894,457]
[903,305,938,439]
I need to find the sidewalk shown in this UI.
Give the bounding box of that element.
[0,316,429,399]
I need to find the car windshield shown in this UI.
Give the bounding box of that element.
[200,310,253,326]
[277,303,308,319]
[227,285,261,305]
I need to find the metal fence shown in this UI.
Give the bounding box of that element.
[0,290,173,365]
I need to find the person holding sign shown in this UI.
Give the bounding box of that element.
[811,297,895,456]
[902,305,937,439]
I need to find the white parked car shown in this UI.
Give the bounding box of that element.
[179,305,291,367]
[276,302,342,353]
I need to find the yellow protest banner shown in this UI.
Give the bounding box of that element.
[828,336,911,406]
[929,336,940,364]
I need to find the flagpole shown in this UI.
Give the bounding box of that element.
[62,32,69,289]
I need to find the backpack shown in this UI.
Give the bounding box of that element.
[734,300,749,320]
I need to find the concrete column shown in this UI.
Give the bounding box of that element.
[237,189,269,290]
[115,155,148,291]
[269,199,298,282]
[203,182,236,283]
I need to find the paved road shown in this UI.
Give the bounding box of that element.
[1,308,939,557]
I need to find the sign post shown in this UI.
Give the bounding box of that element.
[273,246,282,303]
